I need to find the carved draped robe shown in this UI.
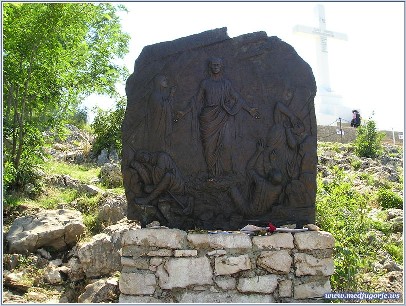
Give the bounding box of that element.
[196,77,246,177]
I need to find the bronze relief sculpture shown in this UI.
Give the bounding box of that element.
[122,28,317,230]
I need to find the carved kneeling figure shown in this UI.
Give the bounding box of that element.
[229,139,283,217]
[130,150,193,215]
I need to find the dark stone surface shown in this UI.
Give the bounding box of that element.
[122,28,317,230]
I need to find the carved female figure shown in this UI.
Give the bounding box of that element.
[146,74,176,152]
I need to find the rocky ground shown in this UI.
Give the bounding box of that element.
[2,125,404,303]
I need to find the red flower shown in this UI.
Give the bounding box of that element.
[268,223,277,232]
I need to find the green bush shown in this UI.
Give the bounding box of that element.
[354,119,385,158]
[385,243,403,264]
[3,161,17,192]
[376,187,403,209]
[91,97,125,156]
[3,127,46,195]
[83,214,104,235]
[350,158,362,170]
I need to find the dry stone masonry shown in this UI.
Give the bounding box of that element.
[119,228,335,303]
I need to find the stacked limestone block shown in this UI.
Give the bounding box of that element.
[119,229,335,303]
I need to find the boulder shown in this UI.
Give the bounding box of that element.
[97,149,109,166]
[279,279,293,298]
[78,277,119,303]
[119,295,161,303]
[43,266,63,284]
[3,254,22,270]
[77,221,139,278]
[79,184,104,196]
[3,271,31,293]
[77,233,121,278]
[97,194,127,224]
[99,163,122,188]
[215,277,236,290]
[6,209,85,253]
[66,257,85,281]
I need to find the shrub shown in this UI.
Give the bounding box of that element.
[385,243,403,264]
[376,187,403,209]
[3,125,46,193]
[3,161,17,192]
[350,158,362,170]
[91,97,125,156]
[83,214,104,235]
[354,119,385,158]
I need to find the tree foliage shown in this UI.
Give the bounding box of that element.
[3,3,129,190]
[354,119,385,158]
[91,97,126,156]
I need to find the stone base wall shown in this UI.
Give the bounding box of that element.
[118,229,335,303]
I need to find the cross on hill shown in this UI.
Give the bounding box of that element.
[293,4,348,93]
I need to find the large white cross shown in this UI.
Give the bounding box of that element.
[293,4,348,93]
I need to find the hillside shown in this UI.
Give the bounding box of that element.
[2,125,404,303]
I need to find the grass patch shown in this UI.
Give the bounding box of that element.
[83,214,104,236]
[40,188,80,209]
[106,186,125,195]
[316,168,378,292]
[358,172,375,186]
[43,160,100,183]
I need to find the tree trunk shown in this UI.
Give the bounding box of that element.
[4,84,14,125]
[13,47,37,172]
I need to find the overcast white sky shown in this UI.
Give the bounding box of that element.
[84,1,404,131]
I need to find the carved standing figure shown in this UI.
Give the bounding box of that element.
[146,75,176,152]
[176,58,260,179]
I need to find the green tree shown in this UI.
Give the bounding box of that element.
[91,97,126,156]
[3,3,129,190]
[354,119,385,158]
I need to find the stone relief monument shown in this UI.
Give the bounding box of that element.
[122,28,317,230]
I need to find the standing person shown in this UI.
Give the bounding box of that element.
[351,110,361,128]
[175,57,260,179]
